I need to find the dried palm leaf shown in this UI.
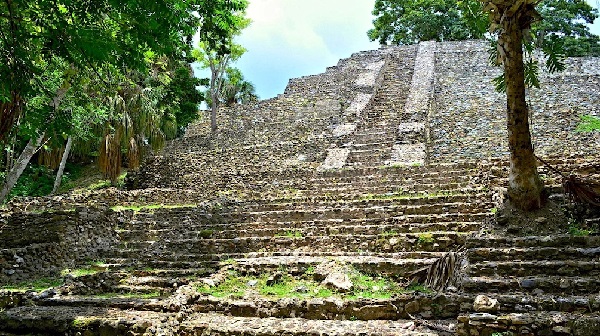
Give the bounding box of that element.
[536,155,600,207]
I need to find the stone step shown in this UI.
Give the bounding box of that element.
[312,182,475,195]
[107,256,437,279]
[224,255,438,278]
[117,193,489,217]
[226,193,489,211]
[315,162,479,178]
[309,168,479,184]
[125,203,490,226]
[102,267,215,279]
[466,235,600,249]
[462,275,600,295]
[187,292,463,321]
[120,231,470,254]
[458,311,600,336]
[121,274,191,289]
[223,202,491,220]
[106,251,448,265]
[0,306,172,335]
[119,212,492,232]
[468,246,600,263]
[116,221,482,241]
[346,149,390,164]
[180,312,450,335]
[468,260,600,277]
[459,292,600,314]
[350,141,395,151]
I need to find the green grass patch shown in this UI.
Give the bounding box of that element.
[274,230,303,238]
[72,317,95,328]
[87,172,128,190]
[417,233,435,244]
[347,270,400,300]
[197,269,429,300]
[197,271,248,298]
[61,268,99,277]
[568,225,593,236]
[1,277,63,292]
[379,230,398,238]
[111,203,197,213]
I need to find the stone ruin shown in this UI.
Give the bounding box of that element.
[0,40,599,335]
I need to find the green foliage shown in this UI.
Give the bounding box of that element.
[72,318,94,328]
[7,165,54,200]
[368,0,487,45]
[221,67,258,106]
[542,38,567,73]
[535,0,600,57]
[2,277,63,292]
[87,172,127,191]
[193,3,250,131]
[1,0,245,199]
[369,0,600,58]
[61,268,99,277]
[275,230,303,238]
[568,225,593,236]
[164,63,204,135]
[198,229,215,238]
[417,233,435,244]
[576,115,600,132]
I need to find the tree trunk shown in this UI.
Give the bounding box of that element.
[51,135,73,195]
[0,132,46,202]
[210,64,219,133]
[211,96,218,133]
[501,19,544,211]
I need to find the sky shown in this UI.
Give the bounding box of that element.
[198,0,600,101]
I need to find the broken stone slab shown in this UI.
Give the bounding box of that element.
[473,294,499,313]
[321,272,353,293]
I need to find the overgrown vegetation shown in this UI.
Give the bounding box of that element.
[197,268,430,300]
[0,0,253,202]
[1,277,63,292]
[274,230,303,238]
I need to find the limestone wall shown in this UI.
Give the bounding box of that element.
[0,208,117,284]
[429,40,600,163]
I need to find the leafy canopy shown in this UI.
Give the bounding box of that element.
[0,0,246,140]
[369,0,600,57]
[368,0,488,45]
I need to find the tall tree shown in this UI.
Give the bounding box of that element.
[482,0,545,211]
[221,67,258,107]
[1,0,245,201]
[193,5,250,133]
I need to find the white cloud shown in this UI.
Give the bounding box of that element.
[236,0,379,99]
[587,0,600,35]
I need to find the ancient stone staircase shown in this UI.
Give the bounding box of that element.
[346,46,418,167]
[1,41,599,336]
